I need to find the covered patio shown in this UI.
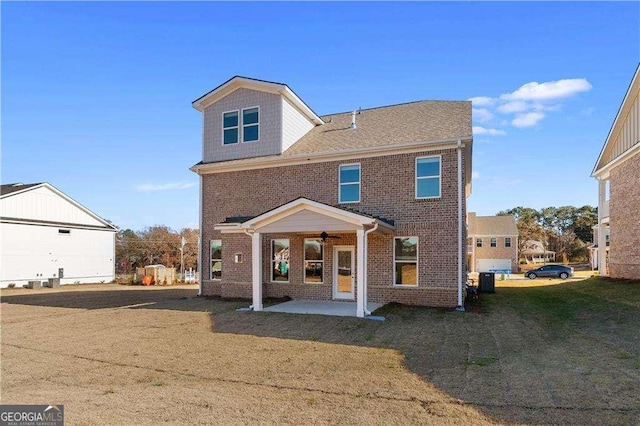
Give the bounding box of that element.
[262,299,383,318]
[215,198,394,318]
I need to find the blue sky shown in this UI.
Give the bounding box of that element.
[2,2,639,231]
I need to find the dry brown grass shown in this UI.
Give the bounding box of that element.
[1,279,639,425]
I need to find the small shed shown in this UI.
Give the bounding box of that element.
[135,265,176,286]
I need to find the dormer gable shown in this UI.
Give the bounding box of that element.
[194,77,323,164]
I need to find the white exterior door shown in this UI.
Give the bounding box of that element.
[333,246,355,300]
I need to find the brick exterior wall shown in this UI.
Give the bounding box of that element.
[609,150,640,280]
[200,148,467,307]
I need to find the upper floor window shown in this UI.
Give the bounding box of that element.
[223,111,239,145]
[505,237,512,248]
[415,156,441,199]
[476,238,483,248]
[339,164,361,203]
[490,237,497,247]
[242,107,259,142]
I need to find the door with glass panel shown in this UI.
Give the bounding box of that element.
[333,246,355,300]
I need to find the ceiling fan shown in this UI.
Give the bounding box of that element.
[320,231,342,243]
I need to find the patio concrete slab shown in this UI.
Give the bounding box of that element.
[262,300,382,317]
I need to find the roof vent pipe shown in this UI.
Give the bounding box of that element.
[350,111,357,129]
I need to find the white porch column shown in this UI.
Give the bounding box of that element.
[356,229,366,318]
[251,232,263,311]
[597,178,607,276]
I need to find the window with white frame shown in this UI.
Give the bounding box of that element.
[505,237,512,248]
[415,156,441,199]
[304,239,323,283]
[271,239,290,282]
[242,107,259,142]
[490,237,497,247]
[222,111,239,145]
[339,164,361,203]
[394,237,418,286]
[476,238,483,248]
[210,240,222,280]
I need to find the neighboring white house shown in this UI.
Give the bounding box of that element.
[0,183,117,288]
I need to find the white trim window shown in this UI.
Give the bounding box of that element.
[490,237,497,248]
[304,238,323,283]
[222,111,239,145]
[271,239,290,282]
[210,239,222,280]
[476,238,483,248]
[339,163,361,203]
[415,156,441,199]
[394,237,418,286]
[242,107,259,142]
[505,237,512,248]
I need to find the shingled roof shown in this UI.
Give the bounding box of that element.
[285,100,471,156]
[0,183,42,196]
[468,213,518,236]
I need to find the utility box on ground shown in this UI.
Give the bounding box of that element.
[479,272,495,293]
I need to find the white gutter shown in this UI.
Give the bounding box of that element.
[456,140,464,312]
[363,222,379,316]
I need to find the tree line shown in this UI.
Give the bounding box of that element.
[497,205,597,262]
[116,226,198,274]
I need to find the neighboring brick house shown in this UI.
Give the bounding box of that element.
[190,76,473,316]
[466,213,518,273]
[592,64,640,280]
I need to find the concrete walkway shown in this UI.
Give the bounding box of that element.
[263,300,382,318]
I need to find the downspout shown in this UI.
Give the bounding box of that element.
[363,222,378,315]
[456,140,465,312]
[197,174,203,296]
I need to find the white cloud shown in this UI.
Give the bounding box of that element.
[473,108,493,123]
[472,171,480,180]
[135,182,196,192]
[468,96,496,107]
[500,78,592,102]
[511,112,545,128]
[496,101,528,114]
[473,126,507,136]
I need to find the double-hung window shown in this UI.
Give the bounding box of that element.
[339,164,360,203]
[242,107,259,142]
[394,237,418,286]
[210,240,222,280]
[490,237,497,247]
[223,108,259,145]
[476,238,483,248]
[304,239,323,283]
[271,239,290,282]
[222,111,239,145]
[415,156,441,199]
[505,237,512,248]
